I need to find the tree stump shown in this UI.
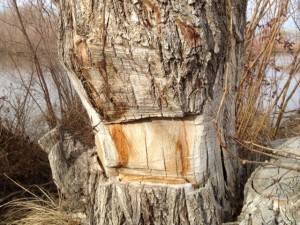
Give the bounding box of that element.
[238,137,300,225]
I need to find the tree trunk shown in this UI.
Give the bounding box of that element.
[54,0,247,224]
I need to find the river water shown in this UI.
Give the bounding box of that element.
[0,54,59,137]
[262,54,300,112]
[0,53,299,136]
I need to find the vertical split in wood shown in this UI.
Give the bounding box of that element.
[103,118,195,183]
[57,0,247,220]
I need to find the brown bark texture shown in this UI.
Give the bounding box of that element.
[40,128,223,224]
[39,129,300,225]
[54,0,247,224]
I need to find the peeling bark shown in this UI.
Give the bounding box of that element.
[55,0,247,223]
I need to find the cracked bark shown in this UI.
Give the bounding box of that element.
[48,0,247,224]
[238,137,300,225]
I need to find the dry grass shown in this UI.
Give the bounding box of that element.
[0,122,52,198]
[236,0,300,144]
[0,0,299,223]
[0,1,93,203]
[212,0,300,183]
[0,198,81,225]
[61,102,94,148]
[0,179,81,225]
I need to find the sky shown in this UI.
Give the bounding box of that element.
[0,0,298,30]
[247,0,299,30]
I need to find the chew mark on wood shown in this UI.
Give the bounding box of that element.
[106,118,196,183]
[110,124,129,166]
[176,135,190,177]
[120,174,188,184]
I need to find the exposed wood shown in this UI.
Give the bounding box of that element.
[40,129,300,224]
[108,117,195,182]
[39,128,223,224]
[58,0,247,182]
[238,137,300,225]
[60,0,227,123]
[55,0,248,223]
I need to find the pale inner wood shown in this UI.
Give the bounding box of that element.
[107,118,196,182]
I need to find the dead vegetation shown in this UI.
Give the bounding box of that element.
[213,0,300,174]
[0,0,299,224]
[1,198,81,225]
[226,0,300,203]
[0,123,52,197]
[0,179,81,225]
[236,0,300,143]
[0,1,93,223]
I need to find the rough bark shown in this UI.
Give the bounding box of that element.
[54,0,247,224]
[40,128,224,224]
[39,130,300,225]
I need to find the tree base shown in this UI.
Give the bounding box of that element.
[39,127,234,225]
[238,137,300,224]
